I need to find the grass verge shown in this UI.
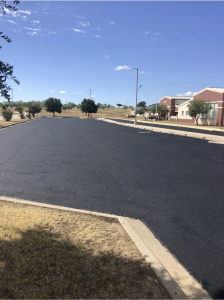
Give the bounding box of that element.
[0,116,42,128]
[0,200,170,299]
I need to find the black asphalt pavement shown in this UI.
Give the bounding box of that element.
[0,117,224,299]
[108,118,224,136]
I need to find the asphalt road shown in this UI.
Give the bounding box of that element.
[0,117,224,299]
[108,118,224,136]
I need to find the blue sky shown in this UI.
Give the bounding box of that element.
[1,1,224,106]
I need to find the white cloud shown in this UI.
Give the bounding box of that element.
[154,32,162,35]
[33,20,40,23]
[27,32,38,36]
[151,37,156,41]
[21,16,26,20]
[115,65,131,71]
[104,55,109,58]
[74,14,84,18]
[71,28,86,33]
[139,71,145,74]
[7,20,17,24]
[96,27,101,30]
[78,21,90,27]
[48,30,56,35]
[91,95,95,98]
[19,88,23,90]
[110,21,114,24]
[21,97,23,99]
[177,91,197,96]
[51,90,54,92]
[145,31,149,34]
[19,10,31,15]
[24,27,39,31]
[60,91,66,93]
[182,84,190,86]
[95,35,100,38]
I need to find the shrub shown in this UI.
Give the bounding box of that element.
[2,109,13,121]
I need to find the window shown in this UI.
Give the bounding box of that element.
[186,111,188,116]
[182,111,184,116]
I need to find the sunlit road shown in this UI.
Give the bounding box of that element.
[0,117,224,299]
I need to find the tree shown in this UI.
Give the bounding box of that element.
[45,98,62,117]
[187,100,212,125]
[15,103,25,119]
[122,105,128,109]
[29,104,41,117]
[2,108,13,121]
[0,0,20,103]
[137,101,146,108]
[128,105,134,109]
[80,98,98,117]
[117,103,122,108]
[149,104,169,120]
[136,107,150,121]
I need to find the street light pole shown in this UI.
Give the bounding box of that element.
[156,86,158,120]
[11,89,13,113]
[134,68,138,125]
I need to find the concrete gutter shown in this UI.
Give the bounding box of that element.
[0,196,211,299]
[98,118,224,143]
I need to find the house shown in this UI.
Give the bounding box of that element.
[176,88,224,126]
[159,96,192,120]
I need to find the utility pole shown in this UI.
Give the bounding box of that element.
[156,86,158,119]
[134,68,138,125]
[11,89,13,113]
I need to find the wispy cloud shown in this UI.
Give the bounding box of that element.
[7,20,17,24]
[177,91,196,96]
[19,88,23,90]
[145,31,149,34]
[110,21,114,24]
[60,91,66,94]
[27,32,38,36]
[48,30,56,35]
[32,20,40,23]
[19,10,31,15]
[78,21,90,27]
[51,90,54,92]
[154,32,162,35]
[115,65,131,71]
[95,35,100,38]
[151,37,156,41]
[182,84,190,86]
[74,14,84,19]
[71,28,86,33]
[139,71,145,74]
[104,54,109,58]
[24,27,39,31]
[96,27,101,30]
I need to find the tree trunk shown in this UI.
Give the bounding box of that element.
[53,112,55,117]
[196,117,199,125]
[88,112,89,117]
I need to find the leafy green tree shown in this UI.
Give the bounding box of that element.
[137,101,146,107]
[111,105,115,108]
[0,0,20,103]
[67,102,76,109]
[122,105,128,109]
[150,104,169,120]
[29,104,41,117]
[117,103,122,108]
[187,99,212,125]
[45,97,62,117]
[80,98,98,117]
[2,108,13,121]
[15,103,25,119]
[136,107,150,121]
[128,105,134,109]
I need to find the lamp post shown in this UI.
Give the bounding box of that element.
[11,89,13,113]
[134,68,138,125]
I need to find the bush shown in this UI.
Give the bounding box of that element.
[2,109,13,121]
[19,112,25,119]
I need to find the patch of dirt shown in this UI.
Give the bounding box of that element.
[0,200,171,299]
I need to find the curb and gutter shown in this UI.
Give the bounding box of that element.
[98,118,224,143]
[0,196,211,299]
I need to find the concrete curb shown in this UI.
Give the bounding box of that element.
[0,196,211,299]
[98,118,224,143]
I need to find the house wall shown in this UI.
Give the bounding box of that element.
[193,90,224,126]
[160,97,173,117]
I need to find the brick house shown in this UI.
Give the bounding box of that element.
[177,88,224,126]
[159,96,191,121]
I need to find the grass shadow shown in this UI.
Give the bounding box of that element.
[0,224,170,299]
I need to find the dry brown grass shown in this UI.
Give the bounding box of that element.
[0,200,170,299]
[0,116,42,128]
